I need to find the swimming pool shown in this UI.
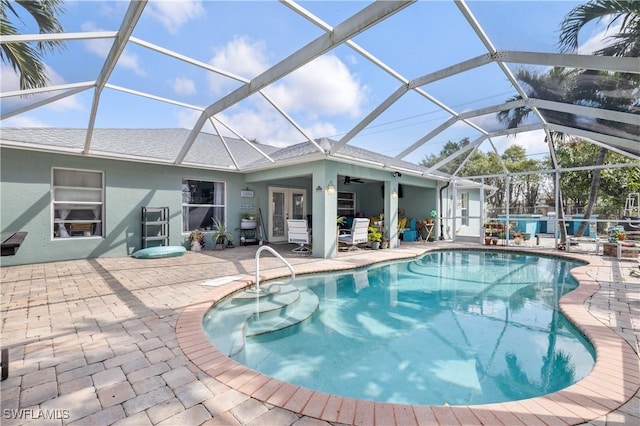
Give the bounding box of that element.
[203,250,595,406]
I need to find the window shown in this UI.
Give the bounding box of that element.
[182,179,225,232]
[459,192,469,226]
[52,168,104,239]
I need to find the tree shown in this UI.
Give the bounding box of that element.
[0,0,65,90]
[496,69,573,243]
[557,0,639,235]
[420,138,471,174]
[495,0,639,240]
[557,140,640,218]
[559,0,640,57]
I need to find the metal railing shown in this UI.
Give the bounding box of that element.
[254,245,295,293]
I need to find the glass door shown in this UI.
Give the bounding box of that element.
[268,187,306,242]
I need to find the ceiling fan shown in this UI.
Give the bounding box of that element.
[344,176,364,185]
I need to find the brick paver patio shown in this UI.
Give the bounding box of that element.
[1,241,638,425]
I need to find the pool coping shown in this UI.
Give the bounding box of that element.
[176,246,640,425]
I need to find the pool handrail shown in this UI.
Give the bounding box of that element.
[255,245,295,293]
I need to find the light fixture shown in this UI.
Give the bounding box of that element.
[392,171,402,178]
[326,180,336,195]
[316,185,323,192]
[392,187,398,199]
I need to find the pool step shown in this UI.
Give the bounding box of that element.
[246,286,319,336]
[204,282,319,356]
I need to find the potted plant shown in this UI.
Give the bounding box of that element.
[241,213,257,229]
[427,209,437,224]
[189,229,206,251]
[381,236,390,249]
[611,229,627,241]
[368,226,382,249]
[512,231,524,245]
[211,217,235,249]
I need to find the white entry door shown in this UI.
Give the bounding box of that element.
[268,187,307,243]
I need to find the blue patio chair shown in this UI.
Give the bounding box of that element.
[403,219,418,242]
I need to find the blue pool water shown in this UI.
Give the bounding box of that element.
[205,250,595,405]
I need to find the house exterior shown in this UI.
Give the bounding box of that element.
[1,128,484,266]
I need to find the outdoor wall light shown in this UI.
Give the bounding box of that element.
[392,171,402,178]
[326,181,336,195]
[316,185,323,192]
[392,187,398,199]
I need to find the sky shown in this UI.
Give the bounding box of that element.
[1,0,616,165]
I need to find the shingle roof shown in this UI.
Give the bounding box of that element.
[1,128,452,181]
[0,128,280,169]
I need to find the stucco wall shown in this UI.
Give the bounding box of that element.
[1,148,247,266]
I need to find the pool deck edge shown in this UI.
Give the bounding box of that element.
[176,246,640,426]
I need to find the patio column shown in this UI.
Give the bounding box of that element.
[312,171,338,258]
[384,181,399,248]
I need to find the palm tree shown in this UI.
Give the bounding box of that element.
[498,1,638,240]
[558,0,638,235]
[0,0,65,90]
[558,0,640,57]
[497,68,574,244]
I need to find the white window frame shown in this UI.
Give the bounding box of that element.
[182,178,226,233]
[52,167,104,240]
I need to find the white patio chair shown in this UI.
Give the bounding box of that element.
[338,218,370,251]
[287,219,311,253]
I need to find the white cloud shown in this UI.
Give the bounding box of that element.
[202,36,365,145]
[490,130,549,158]
[176,108,202,130]
[172,77,196,96]
[0,63,20,92]
[215,106,305,147]
[146,0,205,35]
[265,54,368,119]
[80,22,145,76]
[577,18,623,55]
[0,64,84,113]
[177,101,338,148]
[208,36,269,94]
[44,66,84,112]
[1,115,48,127]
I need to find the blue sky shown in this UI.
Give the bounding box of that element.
[2,0,614,164]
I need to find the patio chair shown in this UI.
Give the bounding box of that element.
[287,219,311,253]
[403,218,418,242]
[338,218,370,251]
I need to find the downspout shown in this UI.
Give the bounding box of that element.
[439,181,450,240]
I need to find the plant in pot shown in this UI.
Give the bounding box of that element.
[211,217,235,249]
[427,209,437,224]
[188,229,206,251]
[381,232,390,249]
[368,226,382,249]
[611,229,627,241]
[241,213,257,229]
[336,215,347,237]
[512,231,524,245]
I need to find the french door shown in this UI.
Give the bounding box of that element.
[268,187,307,243]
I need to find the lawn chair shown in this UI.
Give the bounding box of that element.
[287,219,311,253]
[338,218,369,251]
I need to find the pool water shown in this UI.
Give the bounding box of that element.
[208,250,595,405]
